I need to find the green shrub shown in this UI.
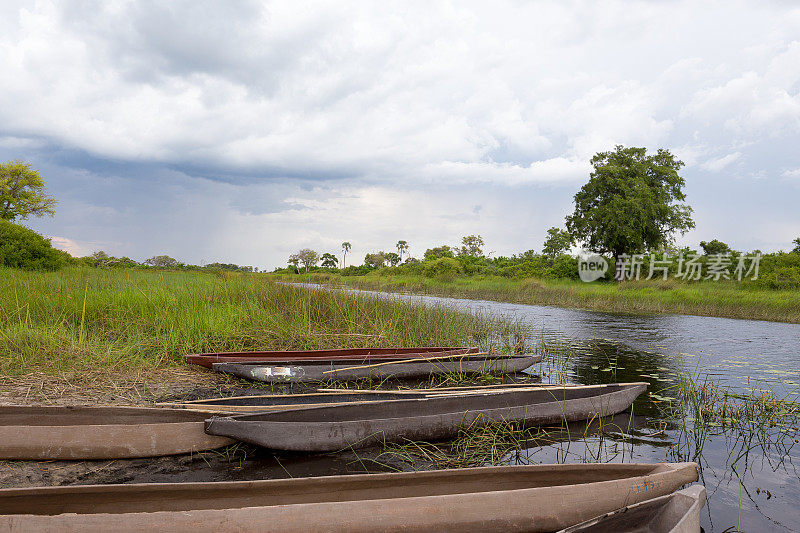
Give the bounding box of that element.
[422,257,463,281]
[455,255,486,275]
[756,266,800,290]
[0,220,67,271]
[546,255,580,279]
[340,265,374,276]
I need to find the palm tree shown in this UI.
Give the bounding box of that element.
[341,242,351,268]
[396,240,408,262]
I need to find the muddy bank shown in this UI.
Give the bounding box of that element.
[0,445,410,489]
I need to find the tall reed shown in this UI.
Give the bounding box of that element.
[0,267,528,376]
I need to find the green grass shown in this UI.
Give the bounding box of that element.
[277,272,800,323]
[0,267,527,377]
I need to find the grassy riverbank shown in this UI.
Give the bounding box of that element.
[0,267,525,384]
[275,272,800,324]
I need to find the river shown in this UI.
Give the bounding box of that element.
[335,286,800,532]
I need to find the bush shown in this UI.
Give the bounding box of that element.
[0,220,67,271]
[340,265,374,276]
[756,266,800,290]
[422,257,463,281]
[455,255,487,275]
[546,255,580,279]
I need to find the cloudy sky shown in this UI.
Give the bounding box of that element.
[1,1,799,269]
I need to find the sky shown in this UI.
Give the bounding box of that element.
[1,1,799,269]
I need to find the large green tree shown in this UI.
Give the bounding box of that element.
[384,252,401,266]
[320,252,338,268]
[459,235,485,257]
[144,255,180,268]
[699,239,731,256]
[542,227,574,260]
[0,160,57,221]
[566,146,694,279]
[364,252,386,268]
[294,248,319,272]
[424,245,454,260]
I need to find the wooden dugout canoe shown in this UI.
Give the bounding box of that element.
[185,347,480,369]
[0,462,698,533]
[557,485,706,533]
[212,353,541,383]
[159,385,561,413]
[204,382,647,452]
[0,406,235,460]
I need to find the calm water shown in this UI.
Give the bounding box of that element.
[334,287,800,532]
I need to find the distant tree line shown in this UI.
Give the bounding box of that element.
[80,251,259,272]
[278,231,800,289]
[3,155,800,290]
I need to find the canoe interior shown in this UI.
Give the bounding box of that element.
[185,347,480,365]
[170,385,559,408]
[0,406,213,426]
[216,383,646,423]
[315,382,556,393]
[222,353,535,367]
[0,463,675,515]
[559,485,706,532]
[187,347,479,358]
[178,391,432,407]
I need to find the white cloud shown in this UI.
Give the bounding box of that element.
[782,168,800,179]
[4,1,800,262]
[420,158,591,185]
[682,41,800,137]
[2,1,798,187]
[48,236,105,257]
[701,152,742,172]
[0,136,46,150]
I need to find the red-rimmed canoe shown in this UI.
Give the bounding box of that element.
[185,347,480,369]
[211,353,540,383]
[0,462,698,532]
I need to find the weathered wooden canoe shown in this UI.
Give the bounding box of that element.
[557,485,706,533]
[159,385,560,413]
[205,382,647,451]
[212,353,541,382]
[0,462,698,533]
[185,346,480,369]
[0,406,235,460]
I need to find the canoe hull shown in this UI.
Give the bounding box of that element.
[557,485,706,533]
[0,462,698,533]
[0,406,234,460]
[205,383,647,451]
[212,354,541,383]
[186,347,480,369]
